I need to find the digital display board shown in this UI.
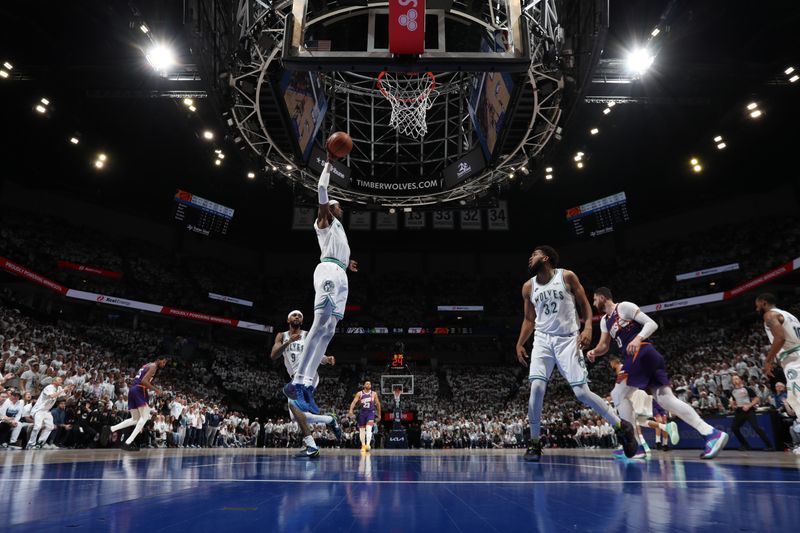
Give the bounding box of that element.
[566,192,629,238]
[173,190,234,237]
[280,70,328,162]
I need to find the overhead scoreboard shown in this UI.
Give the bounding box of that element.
[173,190,234,237]
[566,192,629,238]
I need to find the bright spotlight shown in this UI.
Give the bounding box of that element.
[577,151,584,157]
[576,161,584,169]
[690,158,698,166]
[69,137,80,145]
[790,75,799,83]
[713,135,722,142]
[40,98,50,105]
[214,159,222,166]
[607,102,615,108]
[140,24,150,34]
[2,62,12,70]
[146,44,175,72]
[94,160,105,169]
[627,48,654,75]
[247,172,255,179]
[217,153,225,159]
[716,142,726,150]
[785,67,795,75]
[545,167,553,173]
[183,98,193,106]
[590,128,599,135]
[35,104,46,114]
[188,105,196,112]
[574,155,581,162]
[651,28,660,37]
[545,174,553,180]
[98,153,107,162]
[749,109,762,119]
[602,108,610,115]
[746,102,758,110]
[271,166,277,171]
[285,164,293,170]
[202,130,214,140]
[0,70,8,79]
[692,164,702,173]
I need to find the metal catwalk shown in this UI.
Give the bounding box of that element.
[1,449,798,532]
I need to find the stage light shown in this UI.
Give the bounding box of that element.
[508,172,514,177]
[271,166,277,171]
[389,208,396,214]
[217,153,225,159]
[403,207,412,213]
[285,164,293,170]
[35,104,46,114]
[627,48,654,76]
[459,200,466,206]
[2,62,12,70]
[693,164,702,173]
[577,151,584,157]
[69,137,79,145]
[713,135,722,142]
[790,75,799,83]
[98,153,107,162]
[785,67,795,75]
[690,158,698,166]
[188,105,196,112]
[140,24,150,34]
[574,153,583,162]
[146,44,175,72]
[94,160,104,169]
[603,108,610,115]
[716,142,726,150]
[214,159,222,166]
[183,98,194,106]
[40,98,50,105]
[0,71,8,79]
[247,172,255,179]
[214,149,221,154]
[651,28,660,37]
[590,128,599,135]
[545,167,553,173]
[545,174,553,180]
[607,102,615,108]
[202,130,214,140]
[746,102,758,110]
[749,109,762,119]
[576,161,584,169]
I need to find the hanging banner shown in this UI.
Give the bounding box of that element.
[388,0,426,55]
[487,201,509,230]
[0,256,68,295]
[460,209,482,230]
[57,260,123,279]
[292,207,316,230]
[432,210,454,229]
[349,210,372,231]
[404,211,426,229]
[375,212,399,230]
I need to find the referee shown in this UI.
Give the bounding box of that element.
[727,375,774,450]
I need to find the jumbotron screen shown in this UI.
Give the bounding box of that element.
[566,192,629,238]
[173,190,234,237]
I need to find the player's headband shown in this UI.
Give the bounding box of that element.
[287,310,303,321]
[328,200,340,206]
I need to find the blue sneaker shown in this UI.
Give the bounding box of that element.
[665,421,680,445]
[288,385,313,413]
[328,413,343,442]
[283,382,300,400]
[295,446,320,459]
[633,445,648,459]
[700,429,729,460]
[611,448,626,460]
[304,386,321,415]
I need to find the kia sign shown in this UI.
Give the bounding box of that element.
[389,0,425,54]
[443,147,486,189]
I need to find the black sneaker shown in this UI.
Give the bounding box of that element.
[614,420,638,458]
[295,446,320,459]
[121,442,140,452]
[523,439,543,462]
[661,444,670,452]
[327,413,343,442]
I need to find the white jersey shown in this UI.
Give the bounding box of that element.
[315,217,350,268]
[31,384,63,414]
[766,308,800,365]
[282,330,307,377]
[530,269,579,336]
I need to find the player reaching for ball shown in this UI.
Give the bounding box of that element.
[283,132,358,414]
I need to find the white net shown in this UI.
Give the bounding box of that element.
[378,71,438,139]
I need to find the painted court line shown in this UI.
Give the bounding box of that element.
[6,478,800,485]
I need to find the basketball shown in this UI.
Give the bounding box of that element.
[326,131,353,158]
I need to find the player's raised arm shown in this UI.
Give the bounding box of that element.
[516,281,536,366]
[563,270,594,349]
[317,161,333,228]
[763,310,786,377]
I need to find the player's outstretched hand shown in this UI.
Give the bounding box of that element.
[516,345,528,367]
[348,259,358,272]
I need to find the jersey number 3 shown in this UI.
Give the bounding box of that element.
[541,301,558,315]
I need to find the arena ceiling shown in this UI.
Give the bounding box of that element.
[0,0,798,247]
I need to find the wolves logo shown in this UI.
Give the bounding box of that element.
[323,280,335,293]
[787,369,798,381]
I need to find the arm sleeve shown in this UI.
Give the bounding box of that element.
[318,162,332,204]
[617,301,658,340]
[599,316,608,333]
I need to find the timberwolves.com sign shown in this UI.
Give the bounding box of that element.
[353,178,442,193]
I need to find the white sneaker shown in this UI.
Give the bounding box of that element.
[792,446,800,455]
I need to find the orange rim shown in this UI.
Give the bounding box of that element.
[377,71,436,104]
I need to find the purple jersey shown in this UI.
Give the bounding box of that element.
[359,391,375,415]
[132,363,153,388]
[603,305,646,354]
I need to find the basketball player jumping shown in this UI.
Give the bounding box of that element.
[348,381,381,453]
[107,355,168,451]
[284,155,358,414]
[588,287,728,459]
[756,293,800,415]
[272,309,342,457]
[516,246,637,462]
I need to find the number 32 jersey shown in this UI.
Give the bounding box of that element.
[530,268,579,336]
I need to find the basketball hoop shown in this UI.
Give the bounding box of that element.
[392,385,403,407]
[377,71,438,139]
